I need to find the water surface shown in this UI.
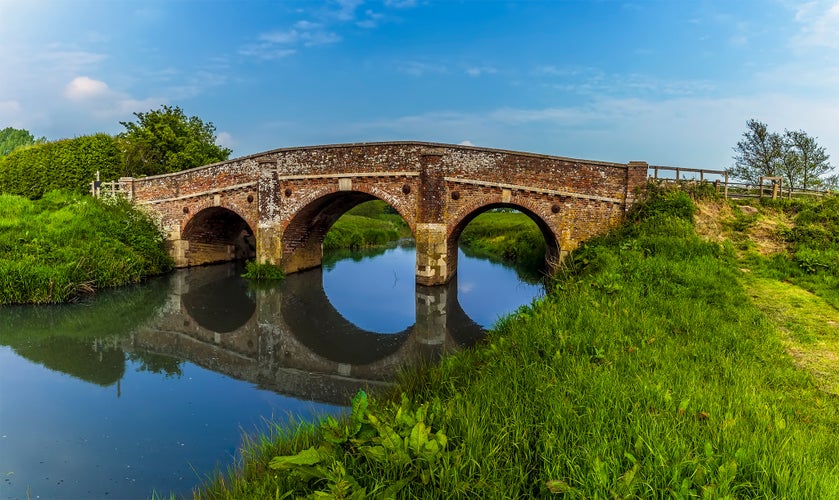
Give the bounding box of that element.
[0,245,542,498]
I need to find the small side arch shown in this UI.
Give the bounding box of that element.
[180,206,256,266]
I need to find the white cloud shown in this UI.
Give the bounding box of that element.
[794,0,839,50]
[65,76,109,101]
[459,140,476,146]
[216,131,234,149]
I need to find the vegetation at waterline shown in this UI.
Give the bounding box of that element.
[0,191,172,305]
[241,261,286,281]
[458,210,546,281]
[323,200,411,251]
[194,187,838,498]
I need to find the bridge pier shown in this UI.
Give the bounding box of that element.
[415,223,451,286]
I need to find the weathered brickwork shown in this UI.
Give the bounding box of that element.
[124,142,647,284]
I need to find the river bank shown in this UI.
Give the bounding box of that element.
[195,189,839,498]
[0,191,172,305]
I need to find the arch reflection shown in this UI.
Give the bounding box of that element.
[127,263,483,405]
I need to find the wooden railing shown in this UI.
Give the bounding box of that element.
[90,171,132,199]
[648,166,830,199]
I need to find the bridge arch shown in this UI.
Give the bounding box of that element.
[280,185,416,274]
[446,197,561,279]
[180,206,256,266]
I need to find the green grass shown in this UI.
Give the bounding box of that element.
[323,200,412,251]
[0,190,172,304]
[193,188,839,498]
[458,211,547,282]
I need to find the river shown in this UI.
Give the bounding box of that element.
[0,243,543,499]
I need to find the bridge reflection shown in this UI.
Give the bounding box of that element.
[124,263,484,405]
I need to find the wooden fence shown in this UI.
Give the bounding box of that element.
[648,166,830,200]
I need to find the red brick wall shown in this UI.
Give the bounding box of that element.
[127,142,647,272]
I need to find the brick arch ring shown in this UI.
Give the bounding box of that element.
[280,182,418,235]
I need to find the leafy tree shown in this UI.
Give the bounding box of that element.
[730,119,833,192]
[0,127,45,157]
[729,119,784,185]
[783,129,831,190]
[118,105,232,176]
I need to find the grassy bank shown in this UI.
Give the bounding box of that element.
[0,191,172,304]
[459,211,546,281]
[195,189,838,498]
[323,200,412,251]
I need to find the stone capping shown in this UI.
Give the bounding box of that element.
[277,171,420,181]
[131,141,630,182]
[443,177,624,204]
[137,181,258,205]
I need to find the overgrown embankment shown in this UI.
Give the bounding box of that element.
[196,188,839,498]
[0,191,172,304]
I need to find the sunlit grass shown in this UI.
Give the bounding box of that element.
[194,188,839,498]
[0,191,172,304]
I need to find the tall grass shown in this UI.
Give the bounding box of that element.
[195,188,839,498]
[0,191,172,304]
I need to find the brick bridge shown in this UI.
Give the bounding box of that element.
[119,142,648,285]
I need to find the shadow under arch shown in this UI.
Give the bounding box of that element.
[448,203,560,278]
[281,190,415,274]
[280,267,483,366]
[181,206,256,265]
[181,264,256,334]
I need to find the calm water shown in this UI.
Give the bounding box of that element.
[0,245,542,499]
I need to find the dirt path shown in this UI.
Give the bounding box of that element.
[742,274,839,395]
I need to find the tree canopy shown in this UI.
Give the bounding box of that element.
[729,119,835,191]
[118,105,232,176]
[0,127,45,157]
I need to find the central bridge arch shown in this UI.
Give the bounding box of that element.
[280,185,417,274]
[124,142,648,284]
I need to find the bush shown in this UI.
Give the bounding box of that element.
[0,134,122,198]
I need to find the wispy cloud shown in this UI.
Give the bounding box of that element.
[465,65,497,77]
[241,0,418,60]
[793,0,839,50]
[396,60,447,76]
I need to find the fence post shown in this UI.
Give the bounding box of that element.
[724,172,729,199]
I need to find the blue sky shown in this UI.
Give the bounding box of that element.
[1,0,837,171]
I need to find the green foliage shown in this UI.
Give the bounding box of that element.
[0,191,172,304]
[747,196,839,307]
[729,119,835,190]
[267,391,449,497]
[0,127,45,157]
[241,261,286,281]
[0,134,122,198]
[323,201,411,251]
[458,211,546,282]
[626,182,695,224]
[118,105,231,176]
